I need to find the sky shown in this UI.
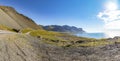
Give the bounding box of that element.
[0,0,114,32]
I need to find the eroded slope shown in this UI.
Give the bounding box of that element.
[0,6,42,30]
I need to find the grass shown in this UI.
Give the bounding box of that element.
[29,30,65,42]
[29,30,62,36]
[25,29,112,47]
[0,24,13,31]
[20,28,34,33]
[77,41,113,47]
[0,24,22,32]
[29,30,65,45]
[18,28,116,47]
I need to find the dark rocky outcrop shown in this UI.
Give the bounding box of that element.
[42,25,85,33]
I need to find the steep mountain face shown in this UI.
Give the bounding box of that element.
[42,25,85,33]
[0,6,42,30]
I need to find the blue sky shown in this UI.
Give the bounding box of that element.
[0,0,108,32]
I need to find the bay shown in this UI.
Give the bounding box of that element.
[76,33,105,39]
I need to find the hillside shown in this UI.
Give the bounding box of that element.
[0,6,42,30]
[0,30,119,61]
[42,25,85,33]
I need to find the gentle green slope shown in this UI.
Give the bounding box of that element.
[20,28,113,47]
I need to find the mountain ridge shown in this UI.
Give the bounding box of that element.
[42,25,85,33]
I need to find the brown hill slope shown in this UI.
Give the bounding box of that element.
[0,30,120,61]
[0,6,42,30]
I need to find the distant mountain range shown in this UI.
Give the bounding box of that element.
[42,25,85,33]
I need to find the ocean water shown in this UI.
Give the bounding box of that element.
[76,33,105,39]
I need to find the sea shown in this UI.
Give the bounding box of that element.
[76,33,105,39]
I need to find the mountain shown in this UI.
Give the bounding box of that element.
[42,25,85,33]
[0,5,120,61]
[0,6,42,30]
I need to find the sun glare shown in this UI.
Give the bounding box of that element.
[98,0,120,37]
[105,2,118,10]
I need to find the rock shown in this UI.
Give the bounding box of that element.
[113,36,120,40]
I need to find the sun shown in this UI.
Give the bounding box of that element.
[105,2,118,10]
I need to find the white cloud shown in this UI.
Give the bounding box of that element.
[98,10,120,23]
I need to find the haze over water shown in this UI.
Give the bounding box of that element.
[76,33,105,39]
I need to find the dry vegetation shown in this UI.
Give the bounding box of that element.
[0,25,114,47]
[0,24,13,31]
[20,28,114,47]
